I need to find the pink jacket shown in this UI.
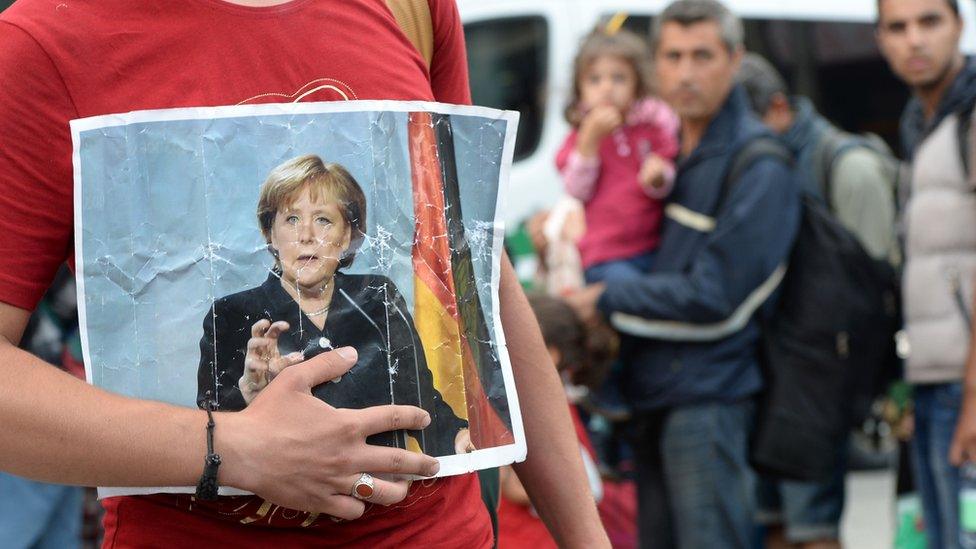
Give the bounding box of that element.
[556,98,680,269]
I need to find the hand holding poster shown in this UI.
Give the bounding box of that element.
[71,101,524,496]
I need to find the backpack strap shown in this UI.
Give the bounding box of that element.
[386,0,434,69]
[958,101,974,179]
[713,137,793,217]
[813,127,849,203]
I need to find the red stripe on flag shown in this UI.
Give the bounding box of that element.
[410,112,459,316]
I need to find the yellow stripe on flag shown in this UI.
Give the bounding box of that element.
[413,274,469,420]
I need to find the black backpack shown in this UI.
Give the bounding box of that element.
[720,138,902,482]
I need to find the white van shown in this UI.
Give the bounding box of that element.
[458,0,976,227]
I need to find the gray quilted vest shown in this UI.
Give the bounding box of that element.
[903,112,976,383]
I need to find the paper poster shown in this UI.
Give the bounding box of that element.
[70,101,524,496]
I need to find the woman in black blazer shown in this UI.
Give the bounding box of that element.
[196,154,469,457]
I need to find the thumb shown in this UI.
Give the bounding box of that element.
[282,346,358,391]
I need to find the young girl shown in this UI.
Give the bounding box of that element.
[556,28,679,284]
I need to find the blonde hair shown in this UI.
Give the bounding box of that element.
[257,154,367,269]
[565,27,654,127]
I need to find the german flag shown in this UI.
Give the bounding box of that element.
[408,111,514,450]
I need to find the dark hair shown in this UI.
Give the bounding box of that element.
[877,0,960,20]
[564,27,653,126]
[527,293,617,390]
[651,0,744,54]
[736,52,789,114]
[257,155,367,270]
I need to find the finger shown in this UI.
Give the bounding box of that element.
[320,495,366,521]
[354,404,431,437]
[353,445,440,478]
[243,356,269,379]
[270,352,305,377]
[345,475,411,506]
[265,321,290,341]
[246,337,275,354]
[951,436,965,466]
[251,319,271,338]
[277,346,358,390]
[246,337,277,363]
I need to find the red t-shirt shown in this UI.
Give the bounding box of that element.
[0,1,491,546]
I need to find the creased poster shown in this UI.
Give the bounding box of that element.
[70,101,524,497]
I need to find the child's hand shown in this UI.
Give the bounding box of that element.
[577,105,623,157]
[638,154,672,192]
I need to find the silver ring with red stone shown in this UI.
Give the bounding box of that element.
[351,473,375,500]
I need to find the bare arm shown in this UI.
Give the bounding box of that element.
[500,465,530,506]
[0,301,440,518]
[500,255,609,548]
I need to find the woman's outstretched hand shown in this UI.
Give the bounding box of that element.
[239,319,305,404]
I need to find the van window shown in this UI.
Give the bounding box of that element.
[610,15,907,151]
[464,17,548,162]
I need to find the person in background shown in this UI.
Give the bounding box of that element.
[556,27,679,287]
[557,25,680,425]
[737,52,898,549]
[875,0,976,546]
[567,1,800,547]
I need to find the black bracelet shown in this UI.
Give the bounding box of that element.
[195,392,221,501]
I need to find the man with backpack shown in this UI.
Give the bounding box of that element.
[737,52,899,549]
[876,0,976,547]
[566,1,800,547]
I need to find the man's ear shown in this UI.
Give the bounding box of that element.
[729,45,745,73]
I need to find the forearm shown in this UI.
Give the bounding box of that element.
[0,341,209,487]
[499,255,608,548]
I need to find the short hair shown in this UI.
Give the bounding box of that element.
[565,27,654,125]
[736,52,789,114]
[651,0,745,54]
[877,0,960,20]
[257,154,367,270]
[526,293,614,390]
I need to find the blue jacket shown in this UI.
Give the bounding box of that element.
[597,86,801,411]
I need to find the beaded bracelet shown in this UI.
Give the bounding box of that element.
[195,392,221,501]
